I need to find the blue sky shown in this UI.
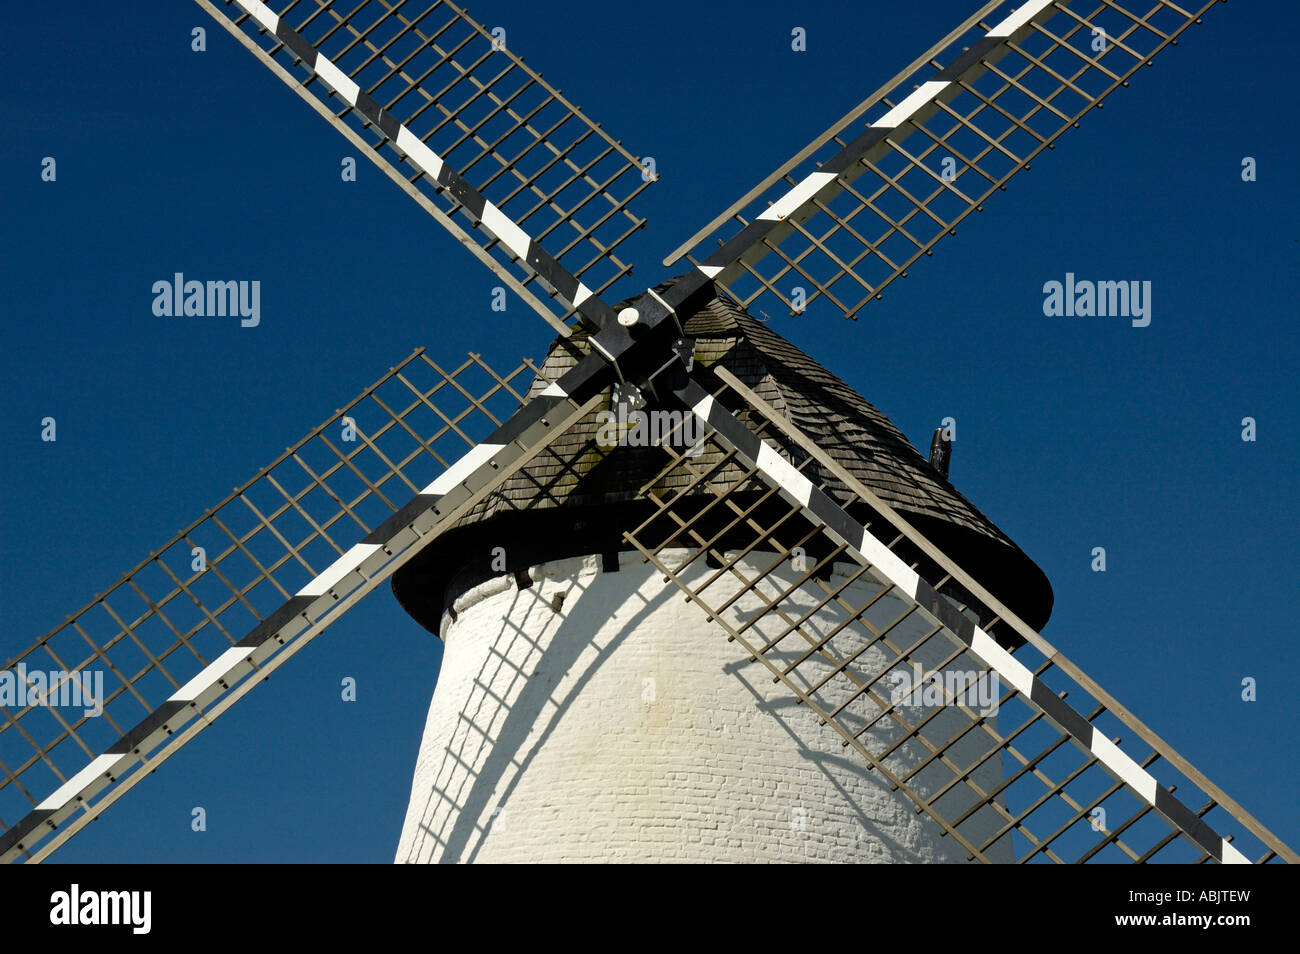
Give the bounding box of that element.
[1,0,1296,862]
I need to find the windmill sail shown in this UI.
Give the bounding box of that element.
[612,365,1296,863]
[197,0,654,334]
[0,349,604,862]
[665,0,1218,321]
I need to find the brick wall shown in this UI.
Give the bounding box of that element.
[396,550,1010,863]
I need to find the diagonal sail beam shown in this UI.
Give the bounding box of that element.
[672,0,1219,320]
[196,0,571,335]
[686,0,1064,286]
[640,372,1295,864]
[662,0,1006,266]
[0,352,612,863]
[200,0,630,334]
[708,363,1297,863]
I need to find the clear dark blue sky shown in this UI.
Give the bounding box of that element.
[1,0,1296,862]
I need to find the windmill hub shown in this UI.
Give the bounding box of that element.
[617,306,640,327]
[610,381,646,412]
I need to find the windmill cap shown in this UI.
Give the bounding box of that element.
[393,284,1053,638]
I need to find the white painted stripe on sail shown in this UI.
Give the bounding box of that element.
[171,646,256,702]
[313,56,360,106]
[1090,733,1160,805]
[987,0,1055,38]
[36,754,121,811]
[423,443,503,496]
[856,526,922,598]
[691,393,714,423]
[1221,840,1251,865]
[874,81,950,128]
[396,126,445,181]
[297,543,382,596]
[481,202,532,259]
[970,627,1035,698]
[237,1,280,33]
[758,171,837,221]
[756,441,812,506]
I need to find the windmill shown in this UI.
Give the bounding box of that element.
[1,0,1293,863]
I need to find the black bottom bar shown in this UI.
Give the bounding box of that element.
[1,861,1291,939]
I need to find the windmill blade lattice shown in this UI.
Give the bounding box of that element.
[615,368,1297,864]
[199,0,652,334]
[665,0,1217,321]
[0,349,605,863]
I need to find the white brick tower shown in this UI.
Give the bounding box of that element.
[396,551,1012,863]
[392,292,1052,864]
